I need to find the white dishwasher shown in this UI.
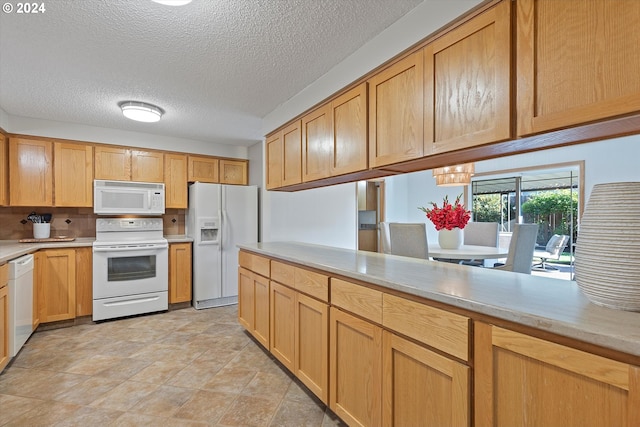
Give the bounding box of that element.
[9,253,34,357]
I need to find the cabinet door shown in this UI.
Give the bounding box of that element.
[238,267,255,331]
[330,307,382,427]
[132,149,164,182]
[302,103,333,182]
[220,159,248,185]
[474,322,640,427]
[9,137,53,206]
[0,133,7,206]
[383,331,469,427]
[54,142,93,207]
[37,249,76,323]
[368,51,424,168]
[0,264,8,372]
[425,0,511,154]
[169,243,192,303]
[517,0,640,136]
[270,281,295,371]
[164,153,188,209]
[296,293,329,403]
[95,146,131,180]
[265,132,283,189]
[282,120,302,186]
[253,273,270,348]
[188,155,219,183]
[33,252,41,330]
[75,247,92,317]
[332,83,368,176]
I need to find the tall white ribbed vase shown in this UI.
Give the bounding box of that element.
[574,182,640,311]
[438,228,463,249]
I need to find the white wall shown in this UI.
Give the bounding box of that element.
[4,114,248,158]
[384,135,640,242]
[0,107,9,130]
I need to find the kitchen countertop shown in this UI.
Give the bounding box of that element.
[0,235,193,264]
[239,241,640,357]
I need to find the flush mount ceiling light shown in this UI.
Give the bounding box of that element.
[119,101,164,123]
[151,0,192,5]
[432,163,475,186]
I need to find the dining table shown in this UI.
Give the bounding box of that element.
[429,244,509,260]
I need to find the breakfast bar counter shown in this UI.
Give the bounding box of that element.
[239,241,640,358]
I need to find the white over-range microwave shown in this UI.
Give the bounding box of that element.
[94,179,165,215]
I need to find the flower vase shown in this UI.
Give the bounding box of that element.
[438,228,463,249]
[574,182,640,311]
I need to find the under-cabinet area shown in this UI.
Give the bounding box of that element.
[238,242,640,427]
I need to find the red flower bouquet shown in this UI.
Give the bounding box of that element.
[419,194,471,231]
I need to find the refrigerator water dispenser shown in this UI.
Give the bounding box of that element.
[198,218,219,244]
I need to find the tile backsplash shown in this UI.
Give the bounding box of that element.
[0,207,186,240]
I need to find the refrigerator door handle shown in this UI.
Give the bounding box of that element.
[217,209,223,250]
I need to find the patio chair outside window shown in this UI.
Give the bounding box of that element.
[532,234,570,270]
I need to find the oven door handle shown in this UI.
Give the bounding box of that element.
[93,244,168,252]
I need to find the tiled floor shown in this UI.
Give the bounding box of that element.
[0,306,346,427]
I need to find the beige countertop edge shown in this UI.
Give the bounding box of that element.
[0,235,192,264]
[239,241,640,358]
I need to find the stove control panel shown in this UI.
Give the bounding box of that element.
[96,218,163,232]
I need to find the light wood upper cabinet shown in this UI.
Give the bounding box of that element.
[9,137,53,206]
[220,159,248,185]
[36,249,76,323]
[517,0,640,136]
[368,50,424,168]
[188,155,219,183]
[95,146,163,182]
[164,153,188,209]
[54,142,93,207]
[94,146,131,180]
[331,83,368,176]
[169,243,192,304]
[282,120,302,186]
[266,133,283,190]
[474,322,640,427]
[131,150,164,182]
[0,134,7,206]
[302,103,333,182]
[425,0,511,154]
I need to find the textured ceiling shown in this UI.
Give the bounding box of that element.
[0,0,425,146]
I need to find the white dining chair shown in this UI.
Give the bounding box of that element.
[460,222,500,267]
[493,223,539,274]
[387,223,429,259]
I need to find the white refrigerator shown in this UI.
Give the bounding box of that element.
[187,182,258,309]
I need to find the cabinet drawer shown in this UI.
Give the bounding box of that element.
[331,278,382,324]
[294,268,329,302]
[0,263,7,287]
[383,294,469,361]
[271,261,295,287]
[238,251,270,278]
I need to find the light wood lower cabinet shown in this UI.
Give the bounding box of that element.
[0,263,8,372]
[330,307,383,427]
[169,243,192,304]
[295,292,329,402]
[75,247,92,317]
[238,267,269,348]
[383,331,469,427]
[35,249,76,323]
[474,321,640,427]
[269,281,296,371]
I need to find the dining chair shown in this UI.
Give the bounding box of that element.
[388,223,429,259]
[459,222,500,267]
[532,234,570,270]
[380,222,391,254]
[493,223,539,274]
